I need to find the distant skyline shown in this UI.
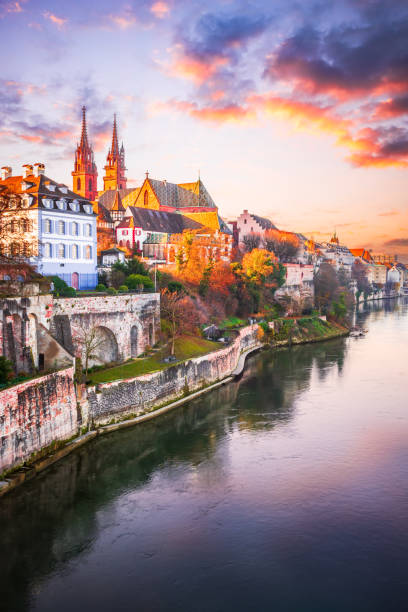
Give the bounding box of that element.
[0,0,407,257]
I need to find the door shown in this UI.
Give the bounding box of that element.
[71,272,79,289]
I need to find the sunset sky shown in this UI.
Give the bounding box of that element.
[1,0,407,256]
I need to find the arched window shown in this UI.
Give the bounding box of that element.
[72,244,79,259]
[144,190,148,207]
[58,244,65,258]
[88,179,92,192]
[44,219,52,233]
[21,218,29,232]
[10,220,16,233]
[44,243,52,257]
[85,245,92,259]
[16,274,24,282]
[77,177,81,191]
[58,220,65,234]
[11,242,20,256]
[119,240,123,247]
[72,222,79,236]
[85,223,92,237]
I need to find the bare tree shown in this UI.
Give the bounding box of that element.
[73,321,107,378]
[264,229,300,262]
[242,232,261,252]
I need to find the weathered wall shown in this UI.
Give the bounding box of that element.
[52,293,160,364]
[87,325,259,425]
[0,367,78,473]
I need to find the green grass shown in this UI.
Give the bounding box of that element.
[89,335,220,384]
[220,316,245,329]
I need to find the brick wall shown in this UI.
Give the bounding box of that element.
[0,367,78,473]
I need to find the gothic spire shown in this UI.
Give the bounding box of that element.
[80,105,88,149]
[111,114,119,157]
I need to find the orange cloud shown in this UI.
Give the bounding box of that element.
[164,46,228,84]
[150,1,170,19]
[154,99,255,123]
[109,14,137,29]
[43,11,67,28]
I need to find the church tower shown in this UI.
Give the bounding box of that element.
[72,106,98,200]
[103,115,127,192]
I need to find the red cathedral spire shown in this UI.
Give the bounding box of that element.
[72,105,98,200]
[103,114,127,192]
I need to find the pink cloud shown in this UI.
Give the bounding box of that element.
[43,11,67,28]
[150,1,170,19]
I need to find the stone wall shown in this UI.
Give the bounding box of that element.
[0,367,78,474]
[52,293,160,365]
[87,325,259,425]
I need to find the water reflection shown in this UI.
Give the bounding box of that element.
[1,301,407,612]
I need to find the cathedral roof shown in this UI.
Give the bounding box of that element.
[147,178,217,209]
[121,206,204,234]
[111,190,125,212]
[98,188,134,210]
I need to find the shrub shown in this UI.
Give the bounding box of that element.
[0,356,13,384]
[167,280,185,294]
[107,287,117,295]
[48,276,77,297]
[119,285,129,292]
[95,283,107,292]
[126,274,154,291]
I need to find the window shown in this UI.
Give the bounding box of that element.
[10,220,17,233]
[144,190,148,207]
[58,244,65,258]
[71,244,79,259]
[16,274,24,282]
[44,243,52,257]
[244,219,247,224]
[70,200,79,212]
[89,179,92,192]
[21,219,29,232]
[44,219,52,233]
[77,177,81,191]
[23,243,31,257]
[11,242,20,256]
[85,245,92,259]
[58,220,65,235]
[72,222,79,236]
[85,223,92,237]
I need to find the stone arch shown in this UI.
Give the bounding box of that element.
[130,325,138,358]
[89,325,119,367]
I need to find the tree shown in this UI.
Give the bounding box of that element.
[48,275,76,297]
[242,232,261,252]
[352,260,371,296]
[160,288,187,356]
[126,274,154,291]
[240,248,277,284]
[264,229,300,262]
[73,322,107,378]
[314,263,339,313]
[113,256,148,277]
[0,356,13,384]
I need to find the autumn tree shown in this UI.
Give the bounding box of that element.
[160,288,199,356]
[352,260,371,296]
[73,321,108,378]
[264,229,300,262]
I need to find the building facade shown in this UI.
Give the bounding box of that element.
[103,115,127,192]
[71,106,98,201]
[0,164,97,290]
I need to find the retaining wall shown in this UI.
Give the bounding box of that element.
[87,326,259,426]
[0,367,77,473]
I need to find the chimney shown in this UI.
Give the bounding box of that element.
[1,166,12,180]
[33,163,45,177]
[22,164,33,178]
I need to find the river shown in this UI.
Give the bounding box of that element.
[1,298,407,612]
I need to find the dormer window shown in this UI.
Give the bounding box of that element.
[43,198,53,209]
[59,186,68,194]
[47,184,56,192]
[70,200,79,212]
[84,204,92,214]
[56,199,66,210]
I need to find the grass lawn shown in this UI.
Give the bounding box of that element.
[89,335,220,384]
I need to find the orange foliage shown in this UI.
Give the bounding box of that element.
[240,248,277,284]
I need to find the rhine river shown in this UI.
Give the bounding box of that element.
[1,299,407,612]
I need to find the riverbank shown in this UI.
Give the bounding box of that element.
[0,319,348,498]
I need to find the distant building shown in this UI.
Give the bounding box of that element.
[349,248,373,263]
[236,210,277,246]
[0,164,97,290]
[100,247,126,267]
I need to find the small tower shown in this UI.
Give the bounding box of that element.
[111,190,125,224]
[72,106,98,200]
[103,115,127,192]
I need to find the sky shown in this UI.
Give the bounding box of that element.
[0,0,407,257]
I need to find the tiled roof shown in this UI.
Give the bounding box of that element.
[98,203,113,223]
[124,206,204,233]
[147,178,217,209]
[98,188,134,210]
[111,190,124,212]
[0,173,95,215]
[250,214,277,230]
